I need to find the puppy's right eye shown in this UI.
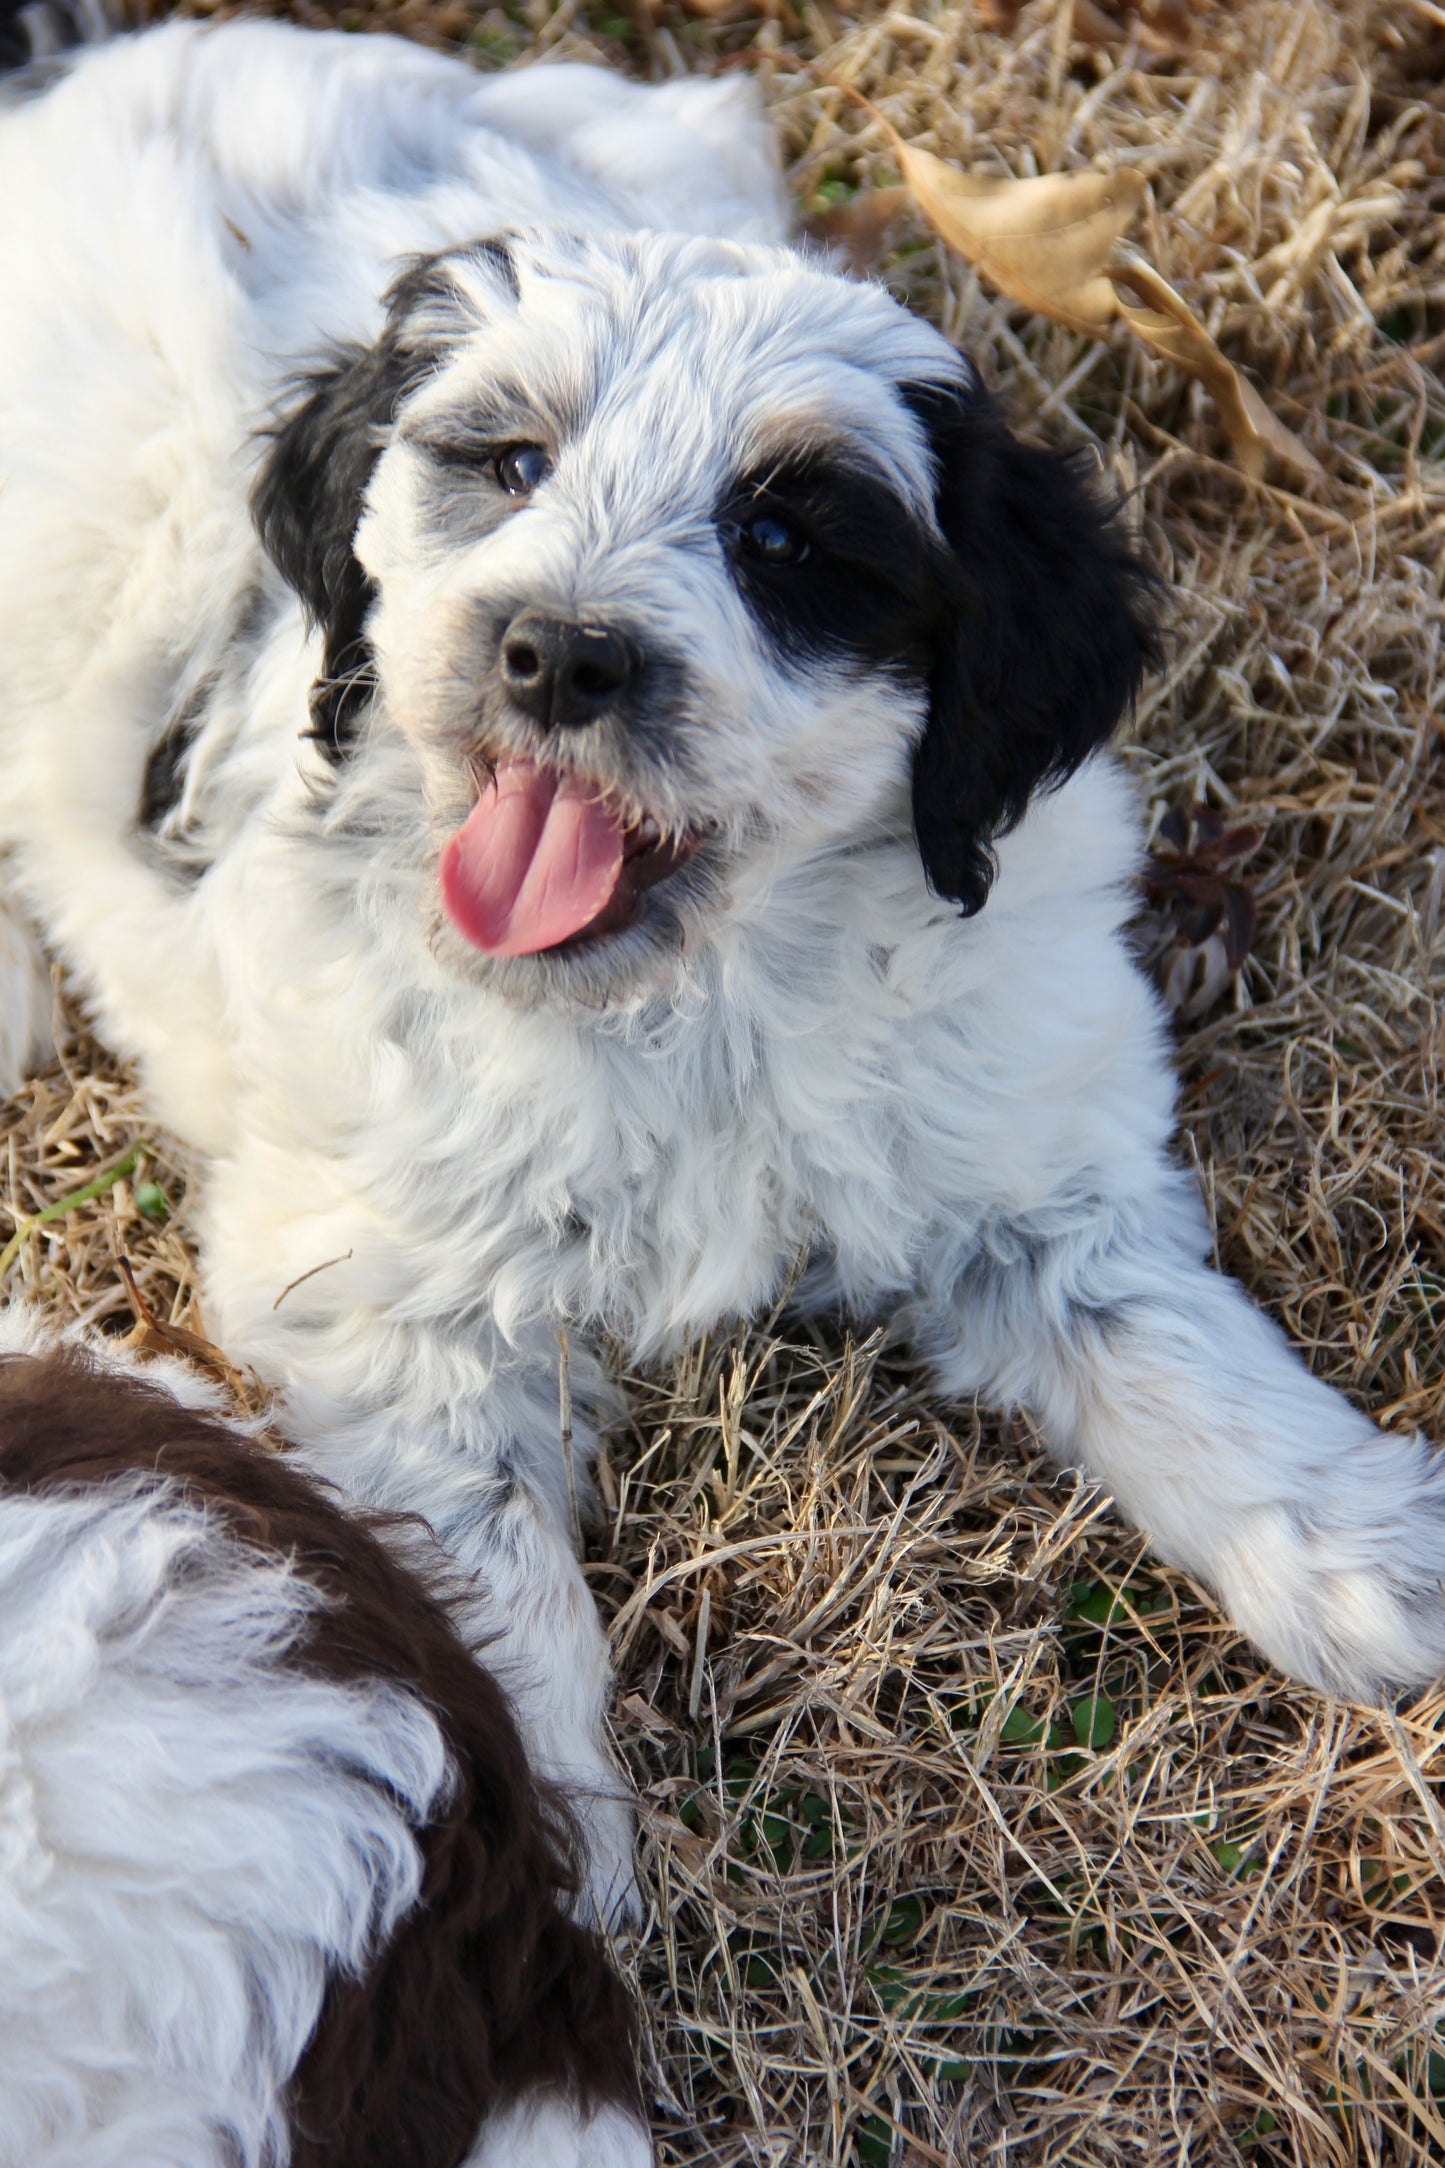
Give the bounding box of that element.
[494,444,551,496]
[736,511,809,566]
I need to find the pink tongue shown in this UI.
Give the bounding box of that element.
[439,759,627,956]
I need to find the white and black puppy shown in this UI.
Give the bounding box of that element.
[0,1312,643,2168]
[2,4,1443,2049]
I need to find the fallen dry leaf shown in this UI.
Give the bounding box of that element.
[617,1689,675,1734]
[1070,0,1195,53]
[894,146,1146,334]
[1139,0,1195,45]
[975,0,1025,30]
[1110,247,1326,483]
[116,1251,263,1406]
[1071,0,1130,38]
[1144,806,1262,1023]
[800,184,910,272]
[838,83,1325,486]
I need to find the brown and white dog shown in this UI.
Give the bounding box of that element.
[0,1313,644,2167]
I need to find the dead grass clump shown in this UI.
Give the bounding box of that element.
[9,1,1445,2161]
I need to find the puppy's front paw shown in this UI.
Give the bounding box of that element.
[0,900,53,1100]
[1214,1436,1445,1700]
[530,1719,641,1929]
[568,1777,643,1933]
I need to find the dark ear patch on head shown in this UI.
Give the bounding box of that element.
[250,255,473,759]
[902,376,1160,915]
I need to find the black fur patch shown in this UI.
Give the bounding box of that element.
[0,15,33,68]
[901,376,1160,916]
[139,717,199,831]
[717,451,937,676]
[469,234,520,302]
[251,255,474,759]
[0,0,98,71]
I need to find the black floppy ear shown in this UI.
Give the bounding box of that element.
[250,256,462,757]
[901,376,1159,915]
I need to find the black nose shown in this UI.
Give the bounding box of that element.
[499,612,636,729]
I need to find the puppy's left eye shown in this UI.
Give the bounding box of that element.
[733,511,810,567]
[495,444,551,496]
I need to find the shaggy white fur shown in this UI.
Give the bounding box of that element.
[2,18,1443,2048]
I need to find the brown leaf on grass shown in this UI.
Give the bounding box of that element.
[116,1251,262,1406]
[1110,248,1325,484]
[1071,0,1195,53]
[975,0,1025,30]
[1152,805,1262,870]
[1139,0,1195,45]
[894,146,1146,334]
[1144,806,1262,1022]
[1071,0,1129,38]
[863,97,1322,483]
[617,1689,675,1734]
[680,0,792,17]
[977,0,1194,39]
[800,185,909,273]
[1159,929,1234,1020]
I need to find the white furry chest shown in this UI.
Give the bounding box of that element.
[200,766,1171,1381]
[205,913,919,1365]
[370,1001,866,1358]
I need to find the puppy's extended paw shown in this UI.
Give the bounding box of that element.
[1213,1432,1445,1701]
[467,2094,653,2168]
[568,1777,643,1934]
[0,900,53,1099]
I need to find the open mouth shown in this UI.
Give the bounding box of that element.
[438,756,703,957]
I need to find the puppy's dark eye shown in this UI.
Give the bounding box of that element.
[495,444,551,496]
[733,511,809,567]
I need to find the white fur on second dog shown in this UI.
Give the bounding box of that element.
[0,1307,649,2168]
[0,1313,440,2168]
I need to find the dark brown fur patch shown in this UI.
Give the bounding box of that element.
[0,1342,641,2168]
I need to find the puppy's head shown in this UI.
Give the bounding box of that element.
[253,231,1156,1003]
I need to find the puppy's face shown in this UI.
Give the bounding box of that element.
[254,232,1154,1005]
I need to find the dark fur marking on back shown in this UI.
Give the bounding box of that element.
[0,1345,641,2168]
[469,235,519,301]
[139,718,199,831]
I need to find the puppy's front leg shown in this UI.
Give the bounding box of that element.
[322,1422,639,1930]
[0,895,54,1098]
[410,1439,641,1933]
[913,1175,1445,1700]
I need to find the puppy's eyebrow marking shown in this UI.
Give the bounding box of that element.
[404,379,565,468]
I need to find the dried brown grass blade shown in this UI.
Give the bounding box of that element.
[895,145,1146,334]
[1110,248,1325,483]
[117,1252,256,1402]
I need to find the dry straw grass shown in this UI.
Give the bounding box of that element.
[6,0,1445,2160]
